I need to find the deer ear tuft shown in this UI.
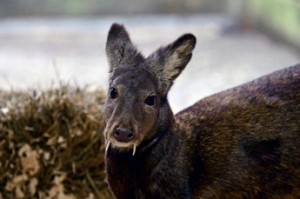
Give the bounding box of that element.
[106,23,144,72]
[164,34,196,81]
[147,33,196,95]
[107,23,131,44]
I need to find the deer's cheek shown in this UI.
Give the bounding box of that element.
[103,105,114,122]
[141,112,158,135]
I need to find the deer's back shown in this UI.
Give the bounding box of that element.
[176,64,300,198]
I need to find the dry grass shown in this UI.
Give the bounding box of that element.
[0,85,114,199]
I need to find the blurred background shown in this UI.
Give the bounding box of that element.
[0,0,299,112]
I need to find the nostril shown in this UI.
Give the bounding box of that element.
[113,127,135,143]
[127,132,133,139]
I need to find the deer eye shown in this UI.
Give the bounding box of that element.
[109,87,118,99]
[145,95,156,106]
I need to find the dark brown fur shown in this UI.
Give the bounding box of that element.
[103,23,300,199]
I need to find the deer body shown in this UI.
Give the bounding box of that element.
[103,23,300,199]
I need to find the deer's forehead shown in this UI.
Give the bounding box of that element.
[110,69,158,92]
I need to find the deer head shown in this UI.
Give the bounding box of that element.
[104,23,196,155]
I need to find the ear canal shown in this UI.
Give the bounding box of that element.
[147,33,196,95]
[164,33,196,81]
[106,23,144,72]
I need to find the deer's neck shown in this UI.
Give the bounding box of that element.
[136,98,175,156]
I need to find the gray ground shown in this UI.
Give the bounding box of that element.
[0,15,299,113]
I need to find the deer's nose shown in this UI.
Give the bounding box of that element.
[113,127,135,143]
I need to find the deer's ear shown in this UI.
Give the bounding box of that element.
[106,23,143,72]
[147,34,196,94]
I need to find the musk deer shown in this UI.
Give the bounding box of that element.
[103,23,300,199]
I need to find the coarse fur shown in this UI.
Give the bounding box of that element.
[103,23,300,199]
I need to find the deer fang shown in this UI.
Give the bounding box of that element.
[132,144,137,156]
[105,141,111,155]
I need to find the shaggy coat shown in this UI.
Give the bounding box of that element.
[103,23,300,199]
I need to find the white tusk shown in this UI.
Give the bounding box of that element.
[105,141,111,155]
[132,144,137,156]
